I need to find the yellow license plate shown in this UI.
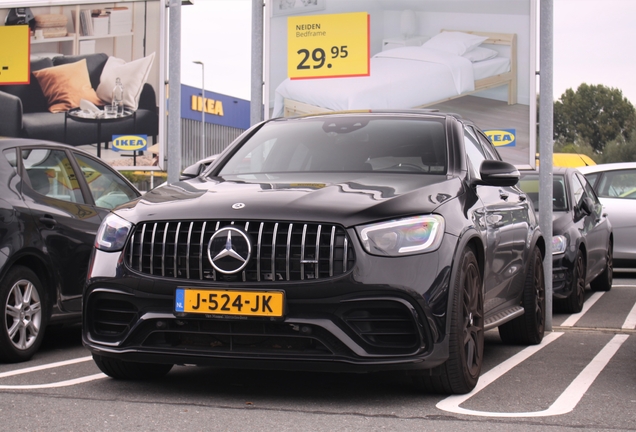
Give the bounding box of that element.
[175,288,284,317]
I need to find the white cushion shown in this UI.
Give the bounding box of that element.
[97,52,155,110]
[422,31,488,56]
[462,46,498,62]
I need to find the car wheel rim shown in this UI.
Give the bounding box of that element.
[463,262,483,377]
[5,279,42,351]
[607,247,613,282]
[534,253,545,330]
[575,254,585,303]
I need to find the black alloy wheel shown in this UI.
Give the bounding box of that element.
[591,241,613,292]
[414,247,484,394]
[556,250,586,313]
[499,246,545,345]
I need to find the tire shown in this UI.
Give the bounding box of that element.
[93,354,173,380]
[414,248,484,394]
[499,246,545,345]
[554,250,585,313]
[0,266,48,363]
[590,241,613,292]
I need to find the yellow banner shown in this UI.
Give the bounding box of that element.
[0,26,30,84]
[287,12,369,79]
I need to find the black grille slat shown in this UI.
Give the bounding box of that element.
[127,220,355,282]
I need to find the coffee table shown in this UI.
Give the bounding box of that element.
[64,107,137,158]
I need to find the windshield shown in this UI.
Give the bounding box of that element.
[217,116,447,178]
[518,174,568,211]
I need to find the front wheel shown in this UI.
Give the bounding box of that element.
[499,246,545,345]
[93,354,173,380]
[555,250,585,313]
[590,241,613,292]
[0,266,48,363]
[413,247,484,394]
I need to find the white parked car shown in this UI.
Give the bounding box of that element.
[578,162,636,270]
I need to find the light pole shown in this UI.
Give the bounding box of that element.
[193,60,205,160]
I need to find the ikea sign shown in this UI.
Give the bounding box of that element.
[112,135,148,152]
[484,129,516,147]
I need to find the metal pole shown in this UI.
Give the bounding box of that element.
[539,0,554,331]
[167,0,182,184]
[251,0,264,125]
[193,60,205,159]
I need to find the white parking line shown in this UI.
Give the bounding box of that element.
[560,291,605,327]
[0,355,107,389]
[0,373,107,390]
[437,333,629,417]
[0,356,93,378]
[623,300,636,330]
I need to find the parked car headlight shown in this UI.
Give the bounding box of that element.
[95,213,133,252]
[552,235,568,255]
[357,215,445,256]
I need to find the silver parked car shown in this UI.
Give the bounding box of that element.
[578,162,636,270]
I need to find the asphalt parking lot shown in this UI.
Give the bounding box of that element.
[1,276,635,431]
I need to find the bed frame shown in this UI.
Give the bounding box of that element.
[282,30,517,117]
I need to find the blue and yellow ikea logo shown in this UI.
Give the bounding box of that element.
[484,129,516,147]
[112,135,148,152]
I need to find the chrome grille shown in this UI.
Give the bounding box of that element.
[125,220,355,282]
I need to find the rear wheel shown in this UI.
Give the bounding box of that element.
[555,250,585,313]
[414,247,484,394]
[499,246,545,345]
[591,241,613,292]
[93,354,173,380]
[0,266,48,363]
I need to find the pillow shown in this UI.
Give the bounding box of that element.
[32,59,103,113]
[422,31,488,56]
[462,47,498,62]
[96,53,155,111]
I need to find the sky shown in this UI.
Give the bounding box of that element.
[180,0,636,105]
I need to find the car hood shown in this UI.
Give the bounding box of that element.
[115,173,464,227]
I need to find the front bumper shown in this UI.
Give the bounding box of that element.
[83,236,457,372]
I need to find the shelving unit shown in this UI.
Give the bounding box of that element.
[1,3,135,59]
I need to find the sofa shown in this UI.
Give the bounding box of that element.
[0,53,158,148]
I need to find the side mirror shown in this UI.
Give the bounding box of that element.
[579,196,594,216]
[478,160,520,187]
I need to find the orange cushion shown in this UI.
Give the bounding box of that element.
[32,59,103,113]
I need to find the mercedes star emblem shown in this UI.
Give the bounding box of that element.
[207,227,251,274]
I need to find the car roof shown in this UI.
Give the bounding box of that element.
[281,109,463,122]
[578,161,636,174]
[0,137,81,151]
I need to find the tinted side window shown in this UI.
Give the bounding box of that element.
[2,148,17,173]
[22,149,85,203]
[594,169,636,199]
[74,153,139,209]
[463,127,487,179]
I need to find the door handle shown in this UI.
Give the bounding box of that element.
[499,189,509,200]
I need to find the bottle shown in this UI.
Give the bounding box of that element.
[112,77,124,116]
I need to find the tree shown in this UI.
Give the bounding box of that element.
[553,84,636,153]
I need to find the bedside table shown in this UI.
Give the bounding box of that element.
[382,35,430,51]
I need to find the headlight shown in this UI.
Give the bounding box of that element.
[95,213,133,252]
[356,215,445,256]
[552,235,567,255]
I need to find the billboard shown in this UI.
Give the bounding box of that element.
[265,0,537,167]
[0,0,165,170]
